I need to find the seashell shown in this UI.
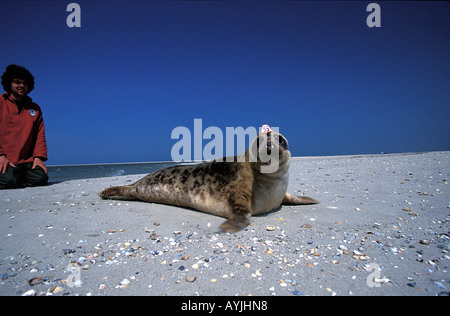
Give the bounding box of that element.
[21,290,36,296]
[28,277,44,286]
[63,249,76,255]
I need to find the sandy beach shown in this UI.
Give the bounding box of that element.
[1,152,449,296]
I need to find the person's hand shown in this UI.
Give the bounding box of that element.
[32,157,48,174]
[0,155,16,174]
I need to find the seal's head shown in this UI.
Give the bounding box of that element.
[248,125,290,174]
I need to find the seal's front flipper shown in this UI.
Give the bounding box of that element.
[219,214,251,233]
[218,184,253,233]
[99,185,138,201]
[282,192,319,205]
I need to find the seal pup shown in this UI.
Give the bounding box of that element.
[99,127,318,232]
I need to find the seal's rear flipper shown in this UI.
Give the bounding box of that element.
[282,192,319,205]
[99,185,138,201]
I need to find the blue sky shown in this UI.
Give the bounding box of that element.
[1,1,449,165]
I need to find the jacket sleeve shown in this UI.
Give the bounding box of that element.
[0,100,5,156]
[32,110,48,161]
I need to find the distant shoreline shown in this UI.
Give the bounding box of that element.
[47,160,180,168]
[47,150,447,167]
[290,151,435,161]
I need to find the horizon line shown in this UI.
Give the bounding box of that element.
[46,150,447,168]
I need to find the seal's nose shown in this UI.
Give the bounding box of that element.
[266,142,274,155]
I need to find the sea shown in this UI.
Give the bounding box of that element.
[46,162,182,183]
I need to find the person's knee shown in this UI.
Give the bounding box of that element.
[29,175,49,187]
[26,167,49,187]
[0,172,15,189]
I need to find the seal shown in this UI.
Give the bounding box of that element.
[99,128,318,232]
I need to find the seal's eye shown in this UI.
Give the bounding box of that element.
[279,136,288,150]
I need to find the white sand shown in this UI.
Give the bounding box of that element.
[1,152,449,296]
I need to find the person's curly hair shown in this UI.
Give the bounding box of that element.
[1,64,35,94]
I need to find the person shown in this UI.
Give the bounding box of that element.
[0,64,49,189]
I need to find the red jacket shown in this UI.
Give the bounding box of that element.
[0,92,48,165]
